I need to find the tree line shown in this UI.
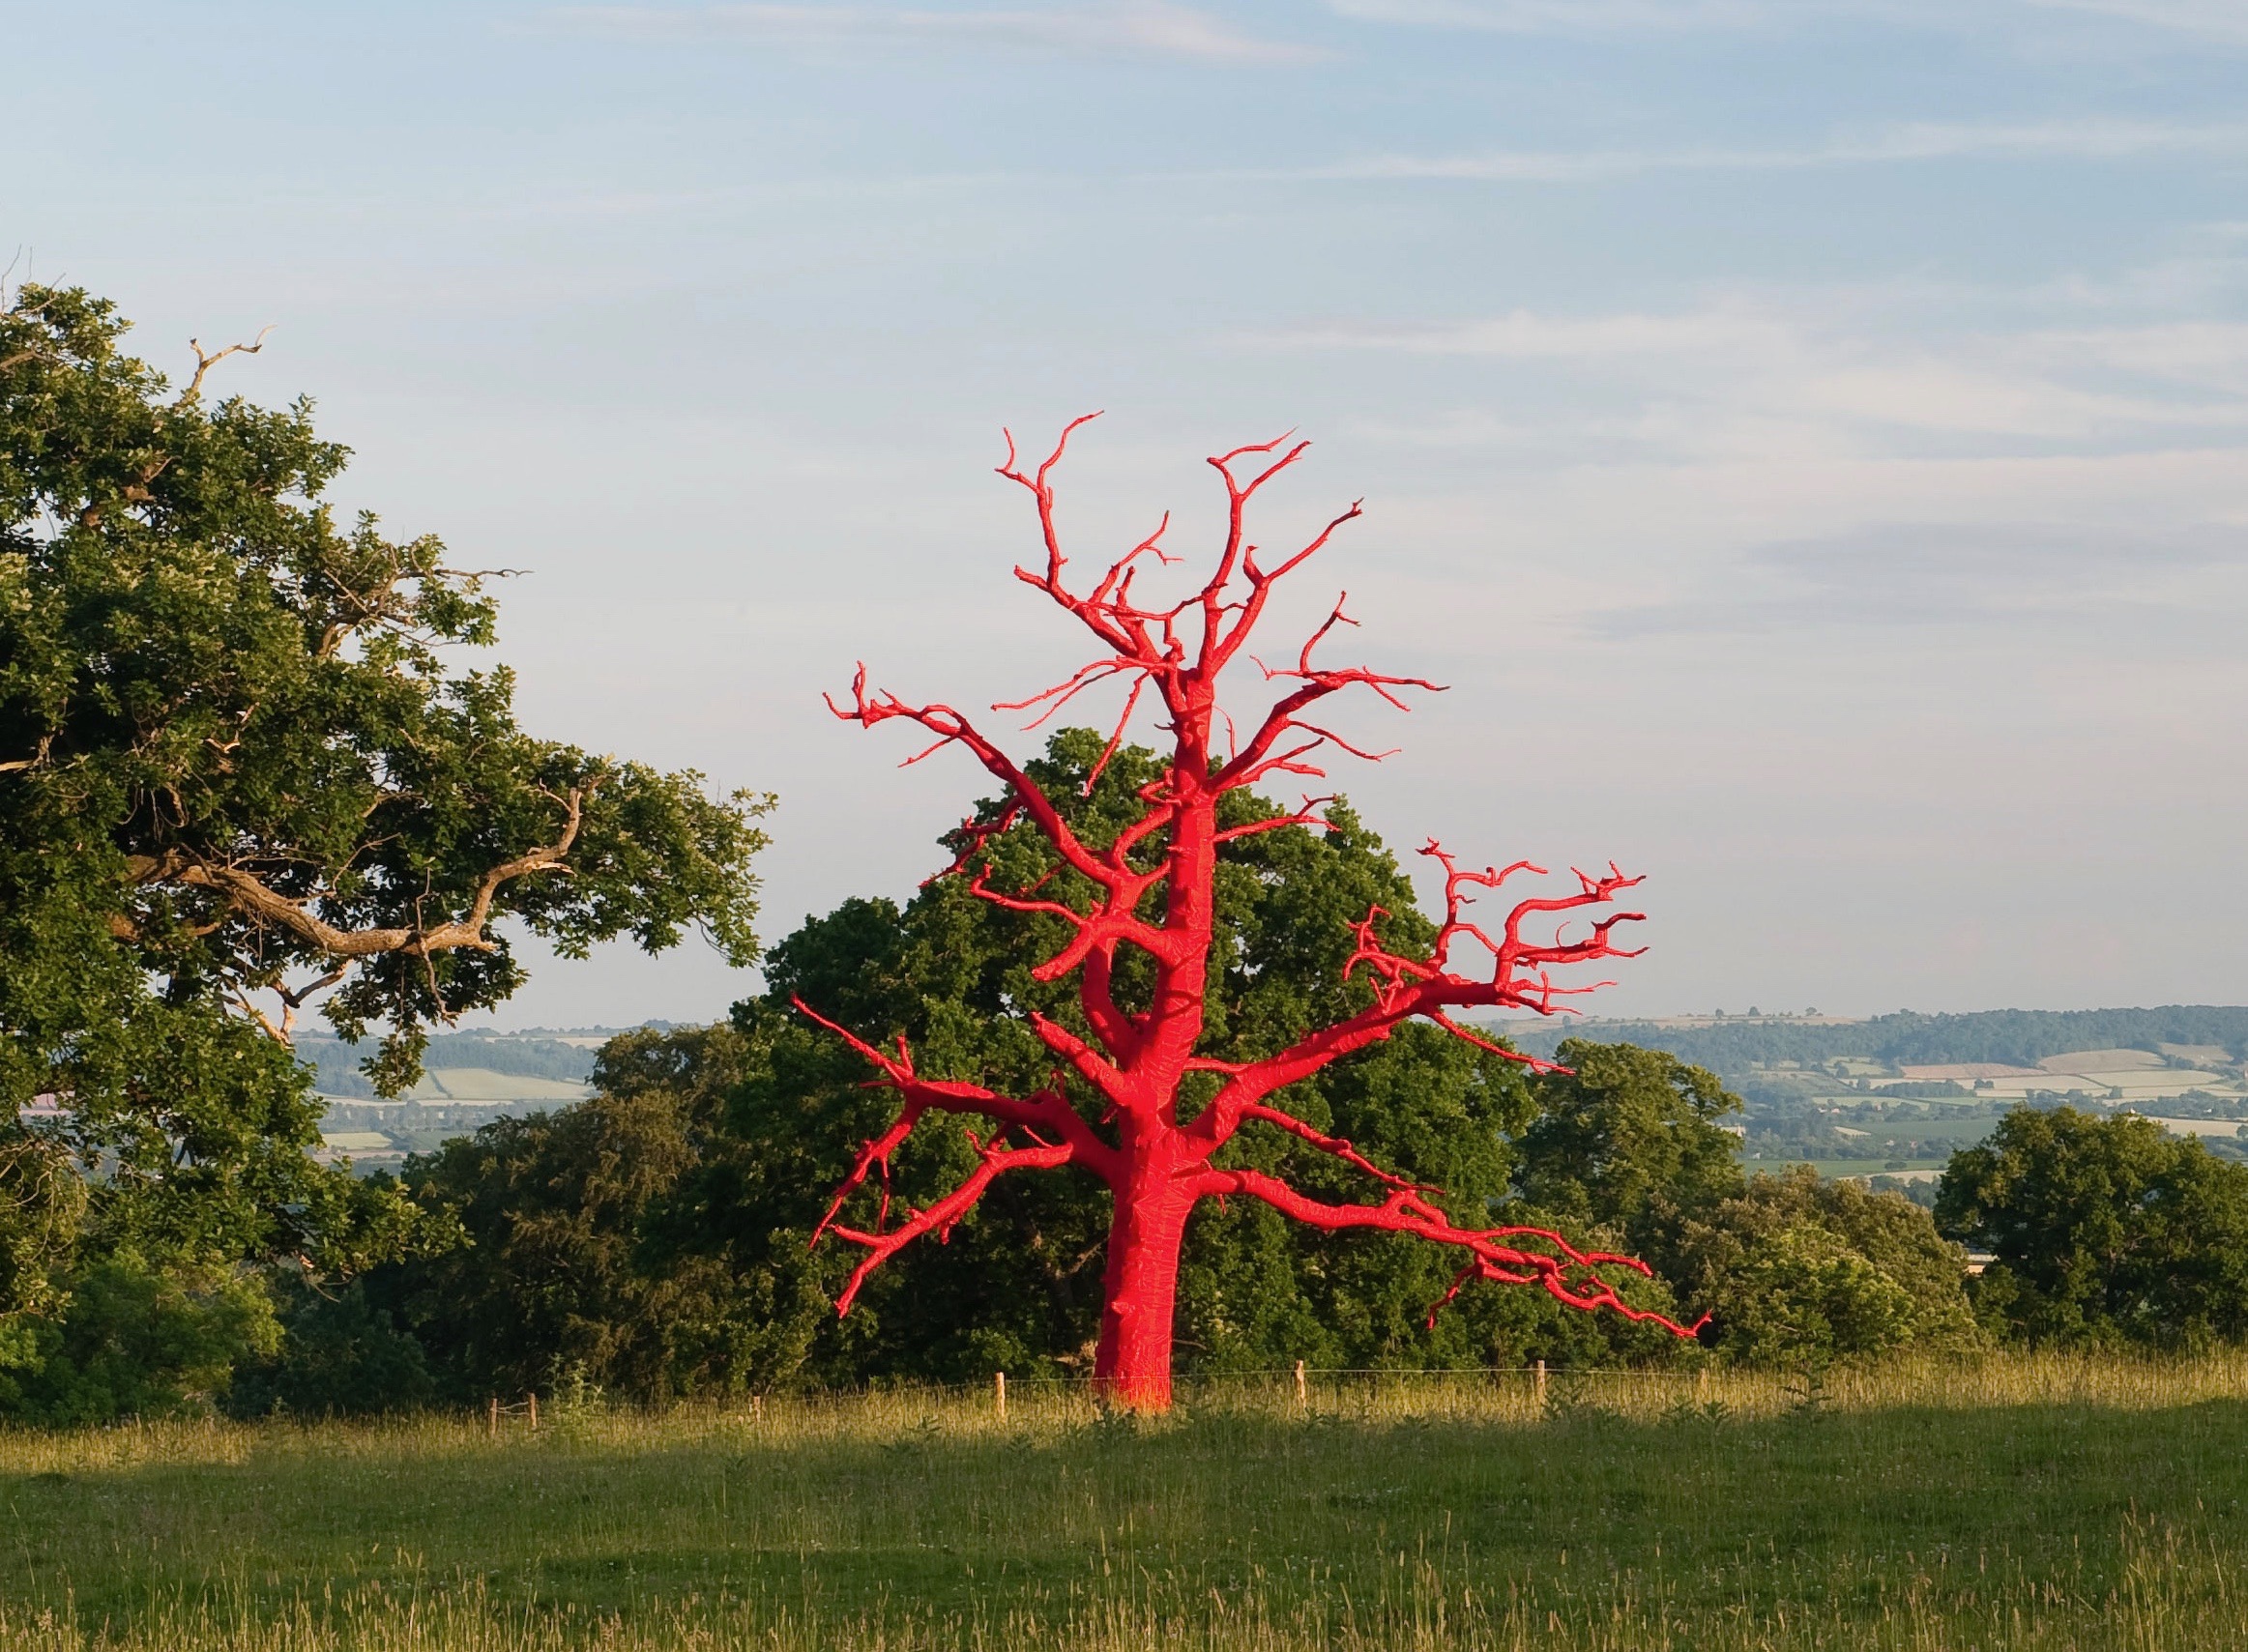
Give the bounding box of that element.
[1508,1007,2248,1072]
[229,796,2248,1419]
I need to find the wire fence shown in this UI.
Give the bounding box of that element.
[455,1349,2248,1437]
[462,1362,1699,1434]
[741,1351,2248,1423]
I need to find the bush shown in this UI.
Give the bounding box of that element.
[224,1276,435,1417]
[1676,1168,1977,1367]
[0,1254,277,1425]
[372,1024,770,1402]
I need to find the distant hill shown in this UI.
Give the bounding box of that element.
[298,1030,601,1098]
[1496,1006,2248,1071]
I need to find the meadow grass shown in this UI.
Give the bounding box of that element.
[6,1353,2248,1648]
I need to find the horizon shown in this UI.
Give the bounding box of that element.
[307,1000,2248,1041]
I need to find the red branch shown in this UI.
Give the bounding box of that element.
[800,420,1693,1405]
[1197,1166,1708,1340]
[1234,1102,1436,1195]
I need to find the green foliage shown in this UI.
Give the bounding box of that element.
[0,1130,85,1351]
[0,282,768,1285]
[375,1024,772,1402]
[1516,1039,1746,1266]
[0,1253,278,1425]
[224,1274,436,1418]
[1675,1167,1978,1367]
[1938,1107,2248,1349]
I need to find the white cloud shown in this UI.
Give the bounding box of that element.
[1305,119,2248,183]
[1251,296,2248,455]
[1335,0,2248,43]
[1327,0,1812,29]
[2046,321,2248,389]
[1265,308,1792,358]
[1325,0,1954,32]
[1833,118,2248,160]
[555,2,1325,62]
[1594,520,2248,636]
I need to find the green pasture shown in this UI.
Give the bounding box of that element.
[7,1356,2248,1649]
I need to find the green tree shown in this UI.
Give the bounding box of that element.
[1515,1040,1747,1271]
[223,1274,436,1419]
[1937,1107,2248,1349]
[0,285,765,1241]
[0,1252,280,1426]
[0,283,769,1415]
[376,1024,767,1404]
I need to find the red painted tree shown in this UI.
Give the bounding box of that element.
[804,420,1706,1408]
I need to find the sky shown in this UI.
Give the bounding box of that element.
[8,0,2247,1029]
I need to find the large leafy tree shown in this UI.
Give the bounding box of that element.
[0,283,769,1281]
[1938,1107,2248,1349]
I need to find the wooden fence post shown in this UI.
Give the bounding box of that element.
[487,1396,499,1437]
[1533,1359,1547,1412]
[1294,1359,1307,1408]
[527,1392,539,1432]
[995,1370,1007,1420]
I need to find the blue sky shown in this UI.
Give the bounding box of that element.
[10,0,2247,1026]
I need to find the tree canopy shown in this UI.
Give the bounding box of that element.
[1938,1107,2248,1349]
[0,284,770,1407]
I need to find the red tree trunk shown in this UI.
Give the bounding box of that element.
[1092,1154,1196,1409]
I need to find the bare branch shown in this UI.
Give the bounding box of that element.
[115,785,597,969]
[1200,1165,1708,1339]
[180,326,275,402]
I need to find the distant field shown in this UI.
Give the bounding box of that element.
[9,1356,2248,1649]
[407,1067,592,1104]
[1773,1157,1946,1180]
[316,1067,594,1162]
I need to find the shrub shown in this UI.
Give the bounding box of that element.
[1679,1167,1978,1367]
[0,1254,277,1425]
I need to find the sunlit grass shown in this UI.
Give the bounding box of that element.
[6,1352,2248,1648]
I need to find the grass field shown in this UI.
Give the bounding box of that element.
[9,1356,2248,1649]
